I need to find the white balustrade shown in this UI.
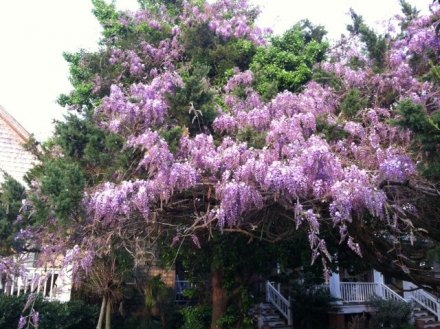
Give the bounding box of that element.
[266,281,293,326]
[340,282,377,303]
[405,282,440,321]
[339,282,406,303]
[0,267,67,301]
[379,283,406,302]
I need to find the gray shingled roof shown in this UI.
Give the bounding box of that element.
[0,105,35,186]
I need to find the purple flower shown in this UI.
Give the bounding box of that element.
[31,311,39,327]
[17,316,27,329]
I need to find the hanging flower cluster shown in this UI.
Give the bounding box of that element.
[76,1,440,266]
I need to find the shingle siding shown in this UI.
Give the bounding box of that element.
[0,105,35,185]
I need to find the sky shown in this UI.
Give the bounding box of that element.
[0,0,432,141]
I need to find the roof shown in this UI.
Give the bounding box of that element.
[0,105,35,186]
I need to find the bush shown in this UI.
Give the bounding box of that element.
[180,305,211,329]
[290,283,333,329]
[0,294,99,329]
[369,297,412,329]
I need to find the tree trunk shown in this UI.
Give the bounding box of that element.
[105,298,111,329]
[96,296,106,329]
[210,268,228,329]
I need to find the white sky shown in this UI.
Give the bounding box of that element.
[0,0,431,141]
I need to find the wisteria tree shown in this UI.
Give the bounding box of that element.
[16,0,440,328]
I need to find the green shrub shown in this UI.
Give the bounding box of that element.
[0,294,99,329]
[339,89,368,119]
[290,284,333,329]
[369,297,412,329]
[180,305,211,329]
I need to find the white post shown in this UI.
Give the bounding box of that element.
[23,274,27,294]
[43,274,48,297]
[266,281,270,303]
[37,273,41,294]
[17,277,21,296]
[373,270,385,298]
[329,271,343,304]
[49,270,55,300]
[10,275,15,296]
[57,265,73,302]
[402,280,413,301]
[276,263,281,292]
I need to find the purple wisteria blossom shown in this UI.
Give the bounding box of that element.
[21,0,438,284]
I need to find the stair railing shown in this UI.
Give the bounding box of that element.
[339,282,406,303]
[379,283,407,302]
[266,281,293,326]
[405,283,440,321]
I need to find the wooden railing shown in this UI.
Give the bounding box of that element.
[340,282,377,303]
[405,283,440,320]
[340,282,406,303]
[266,281,293,326]
[379,283,406,302]
[339,281,440,320]
[0,267,64,301]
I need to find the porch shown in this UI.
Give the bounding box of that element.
[260,270,440,329]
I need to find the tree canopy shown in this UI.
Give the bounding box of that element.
[5,0,440,328]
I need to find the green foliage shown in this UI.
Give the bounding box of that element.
[340,89,368,119]
[91,0,122,40]
[162,126,185,153]
[0,175,26,255]
[39,158,85,223]
[290,283,333,329]
[180,305,211,329]
[58,51,97,110]
[216,289,254,329]
[138,0,184,15]
[369,297,412,329]
[144,275,174,312]
[168,64,217,135]
[182,24,257,85]
[52,112,132,183]
[347,10,387,71]
[0,294,99,329]
[399,0,420,31]
[236,127,266,149]
[22,111,139,229]
[316,115,350,142]
[251,20,328,99]
[393,99,440,180]
[423,61,440,86]
[313,69,344,91]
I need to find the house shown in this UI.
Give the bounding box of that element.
[0,105,35,185]
[0,105,72,302]
[259,267,440,329]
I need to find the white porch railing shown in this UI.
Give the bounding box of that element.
[0,267,70,301]
[405,283,440,321]
[339,282,406,303]
[266,281,293,326]
[379,283,406,302]
[340,282,377,303]
[338,281,440,321]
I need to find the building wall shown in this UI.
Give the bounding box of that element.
[0,105,35,185]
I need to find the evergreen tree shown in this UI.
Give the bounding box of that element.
[13,1,440,328]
